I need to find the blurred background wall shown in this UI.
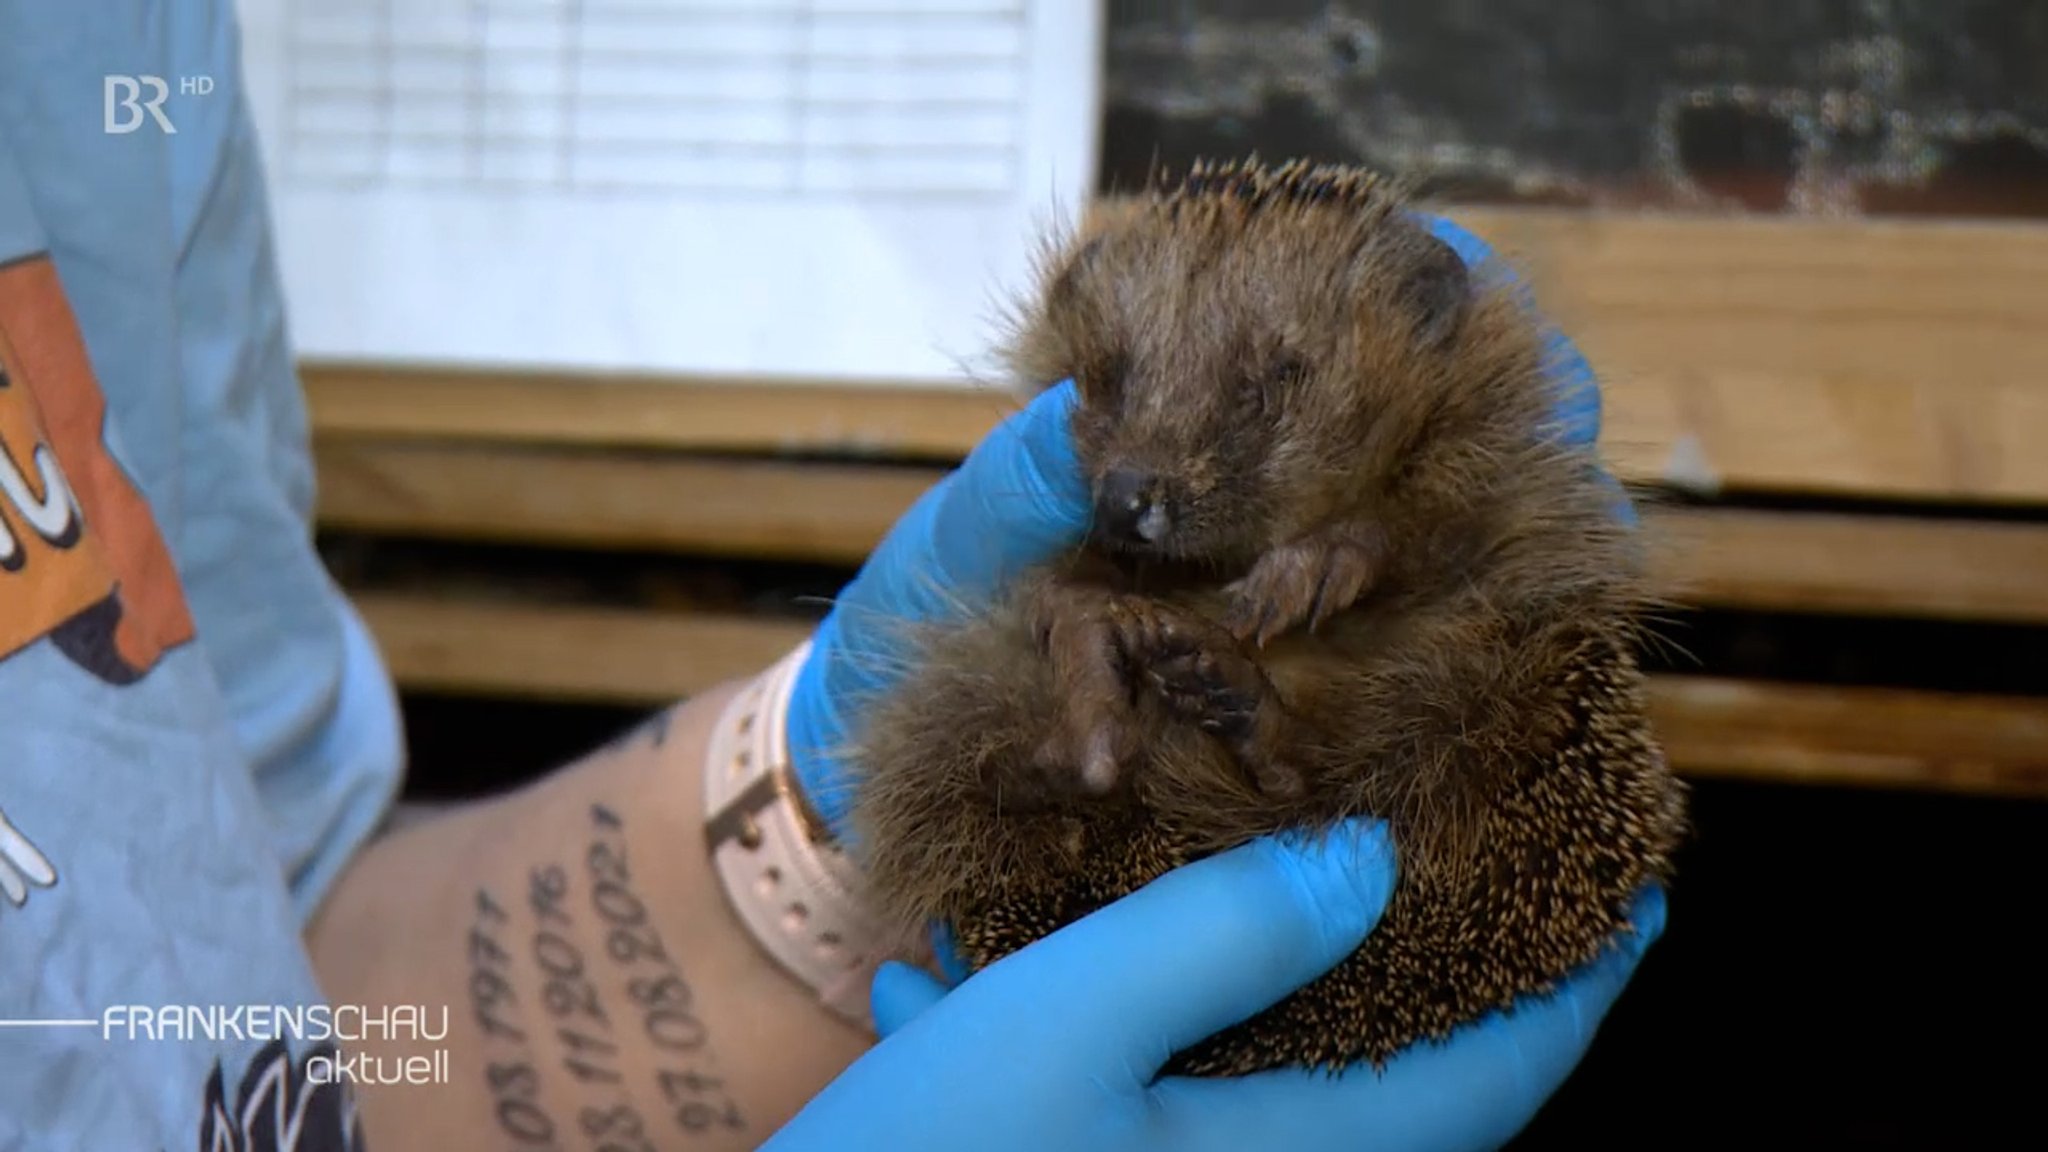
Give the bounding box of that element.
[1102,0,2048,219]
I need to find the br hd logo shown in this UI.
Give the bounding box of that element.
[104,74,213,134]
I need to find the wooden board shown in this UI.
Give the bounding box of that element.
[351,591,2048,800]
[314,438,2048,625]
[1648,505,2048,624]
[314,439,934,562]
[303,207,2048,504]
[353,593,811,704]
[1650,676,2048,797]
[303,368,1012,461]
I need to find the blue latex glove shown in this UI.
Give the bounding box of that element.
[785,369,1091,839]
[759,826,1665,1152]
[773,215,1660,1149]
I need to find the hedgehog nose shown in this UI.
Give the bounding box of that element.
[1097,468,1169,545]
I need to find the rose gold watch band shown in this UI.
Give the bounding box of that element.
[701,641,890,1030]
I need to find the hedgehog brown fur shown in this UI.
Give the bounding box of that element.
[842,157,1690,1075]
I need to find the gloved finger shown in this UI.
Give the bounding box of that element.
[928,920,972,987]
[975,819,1396,1090]
[836,379,1090,635]
[870,960,949,1038]
[1146,884,1666,1152]
[1420,211,1504,271]
[786,380,1090,830]
[1420,213,1602,453]
[921,377,1092,605]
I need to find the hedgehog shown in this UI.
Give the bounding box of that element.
[841,157,1690,1076]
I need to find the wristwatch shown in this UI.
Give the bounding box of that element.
[701,640,894,1030]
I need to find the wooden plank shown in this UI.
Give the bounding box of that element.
[302,366,1018,460]
[1457,208,2048,504]
[1647,675,2048,798]
[315,438,2048,624]
[313,439,935,562]
[352,592,2048,799]
[1650,505,2048,624]
[353,593,811,703]
[303,208,2048,504]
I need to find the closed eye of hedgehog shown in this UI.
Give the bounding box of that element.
[845,157,1689,1076]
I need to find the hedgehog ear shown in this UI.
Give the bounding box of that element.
[1394,232,1473,351]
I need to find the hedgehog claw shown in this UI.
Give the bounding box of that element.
[1143,636,1302,798]
[1146,648,1257,736]
[1226,525,1386,646]
[1029,584,1299,796]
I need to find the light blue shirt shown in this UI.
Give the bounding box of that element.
[0,3,404,1147]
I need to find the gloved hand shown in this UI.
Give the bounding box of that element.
[760,820,1666,1152]
[773,214,1659,1149]
[784,370,1092,839]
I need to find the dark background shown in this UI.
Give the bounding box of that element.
[1100,0,2048,218]
[378,6,2048,1148]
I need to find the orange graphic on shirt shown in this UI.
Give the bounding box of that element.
[0,255,194,684]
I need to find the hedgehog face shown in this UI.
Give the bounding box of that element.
[1004,162,1478,573]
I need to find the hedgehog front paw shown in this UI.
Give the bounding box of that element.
[1143,640,1305,799]
[1144,644,1259,738]
[1224,524,1386,647]
[1027,586,1150,795]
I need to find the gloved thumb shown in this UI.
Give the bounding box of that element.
[979,818,1398,1088]
[870,960,948,1037]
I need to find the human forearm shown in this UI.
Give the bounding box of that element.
[306,679,870,1152]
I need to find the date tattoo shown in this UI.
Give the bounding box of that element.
[529,863,624,1090]
[470,889,527,1045]
[461,799,747,1148]
[469,890,565,1148]
[589,802,747,1135]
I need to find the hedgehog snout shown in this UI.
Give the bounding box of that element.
[1094,467,1172,547]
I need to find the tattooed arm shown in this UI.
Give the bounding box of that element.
[310,372,1117,1151]
[306,682,861,1152]
[307,378,1098,1150]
